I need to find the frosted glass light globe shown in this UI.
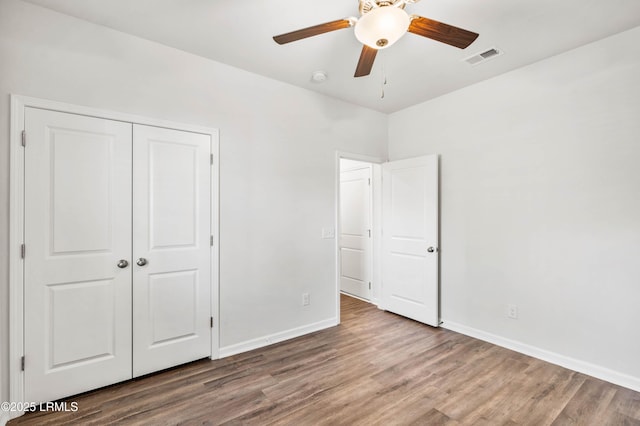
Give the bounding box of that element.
[354,7,410,49]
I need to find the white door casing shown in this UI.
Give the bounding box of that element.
[23,108,133,402]
[339,165,373,300]
[132,125,212,377]
[382,155,439,326]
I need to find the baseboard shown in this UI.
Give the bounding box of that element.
[442,320,640,393]
[219,317,338,358]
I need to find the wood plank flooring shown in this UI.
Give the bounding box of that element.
[11,294,640,425]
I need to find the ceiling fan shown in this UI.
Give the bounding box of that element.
[273,0,479,78]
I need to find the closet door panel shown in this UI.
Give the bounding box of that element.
[132,124,212,377]
[23,108,133,403]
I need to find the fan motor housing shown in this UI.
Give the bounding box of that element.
[359,0,419,15]
[360,0,403,15]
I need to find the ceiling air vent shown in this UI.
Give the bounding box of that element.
[463,47,504,66]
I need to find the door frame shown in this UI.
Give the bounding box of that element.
[8,95,220,415]
[334,151,384,324]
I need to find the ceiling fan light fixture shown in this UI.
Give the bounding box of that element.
[354,6,410,50]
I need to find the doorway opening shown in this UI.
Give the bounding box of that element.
[335,152,441,327]
[335,153,383,323]
[339,158,373,301]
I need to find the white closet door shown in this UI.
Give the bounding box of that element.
[132,125,212,377]
[24,108,133,402]
[382,155,439,326]
[340,166,372,300]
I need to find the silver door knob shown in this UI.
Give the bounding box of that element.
[117,259,129,268]
[136,258,148,266]
[427,247,438,253]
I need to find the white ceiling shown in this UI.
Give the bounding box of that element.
[23,0,640,113]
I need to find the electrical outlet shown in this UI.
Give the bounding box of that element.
[507,304,518,319]
[302,293,310,306]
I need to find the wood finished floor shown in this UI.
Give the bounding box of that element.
[11,294,640,425]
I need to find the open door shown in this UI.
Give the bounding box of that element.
[381,155,439,326]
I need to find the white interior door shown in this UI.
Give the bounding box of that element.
[382,155,439,326]
[132,125,212,377]
[339,162,372,300]
[24,108,133,402]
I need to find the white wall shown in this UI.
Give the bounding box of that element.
[389,26,640,387]
[0,0,388,404]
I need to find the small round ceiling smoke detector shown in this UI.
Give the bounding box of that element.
[311,70,328,82]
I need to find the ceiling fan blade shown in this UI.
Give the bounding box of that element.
[354,45,378,78]
[408,16,479,49]
[273,19,353,45]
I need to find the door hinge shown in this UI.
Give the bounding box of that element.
[368,178,371,186]
[210,235,214,247]
[210,317,214,328]
[368,281,371,290]
[21,356,25,371]
[21,130,26,147]
[210,154,214,165]
[20,244,25,259]
[368,229,371,238]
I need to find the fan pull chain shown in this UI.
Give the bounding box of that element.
[381,55,387,99]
